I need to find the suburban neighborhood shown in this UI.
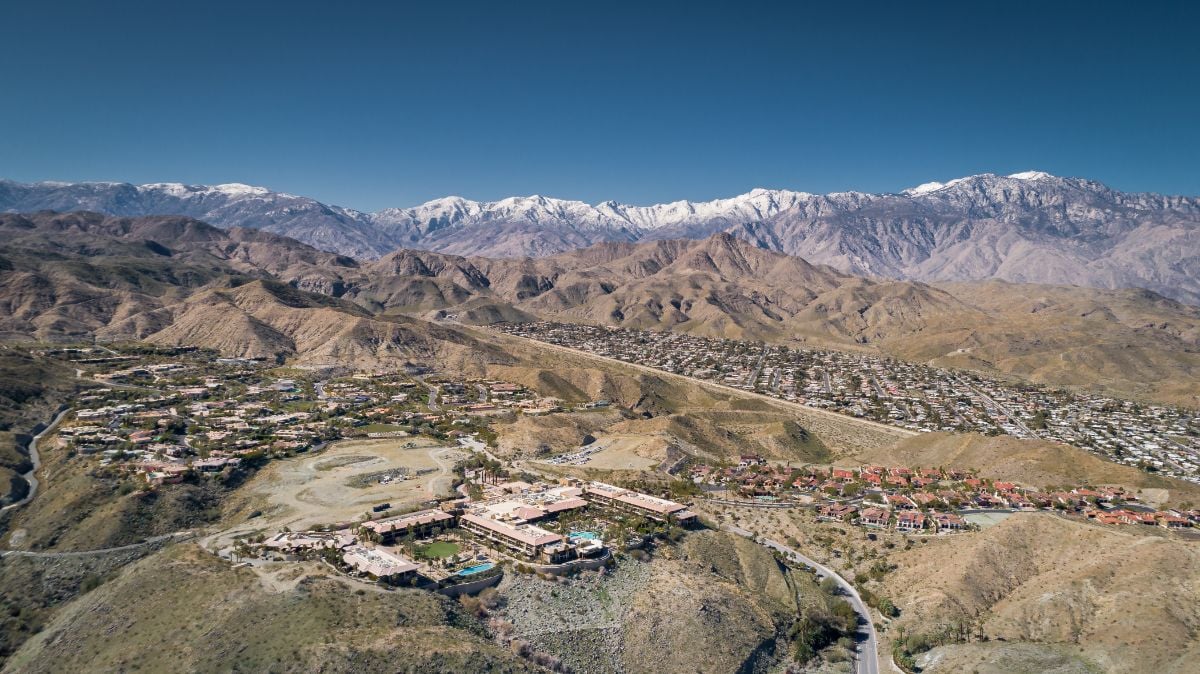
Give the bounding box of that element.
[497,322,1200,484]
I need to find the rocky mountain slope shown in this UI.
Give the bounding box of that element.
[357,233,977,344]
[3,173,1197,303]
[881,513,1200,674]
[347,234,1200,404]
[0,212,494,369]
[4,544,538,673]
[490,531,800,674]
[0,180,384,259]
[3,211,1198,404]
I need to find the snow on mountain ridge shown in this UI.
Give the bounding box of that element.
[6,171,1086,230]
[4,173,1200,303]
[1008,170,1053,181]
[138,182,285,198]
[369,187,819,232]
[900,172,1055,196]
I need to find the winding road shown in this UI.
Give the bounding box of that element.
[2,406,70,512]
[1,531,194,558]
[723,523,882,674]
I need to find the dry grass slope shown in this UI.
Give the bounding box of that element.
[881,513,1200,674]
[621,531,797,673]
[4,545,536,674]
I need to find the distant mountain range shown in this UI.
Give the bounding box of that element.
[1,172,1197,303]
[2,211,1197,404]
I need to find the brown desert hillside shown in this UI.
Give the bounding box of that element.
[3,545,537,673]
[350,233,1200,404]
[3,212,1198,405]
[96,279,503,370]
[491,530,803,674]
[0,211,510,369]
[880,513,1200,674]
[0,352,78,505]
[899,281,1200,403]
[484,358,832,465]
[0,212,357,341]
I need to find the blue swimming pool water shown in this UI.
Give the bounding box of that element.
[457,562,495,576]
[569,531,600,541]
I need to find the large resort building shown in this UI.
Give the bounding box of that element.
[582,481,697,526]
[457,483,593,563]
[459,512,573,563]
[341,545,420,583]
[361,508,454,543]
[474,484,589,522]
[255,475,698,584]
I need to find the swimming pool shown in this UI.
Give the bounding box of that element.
[568,531,600,541]
[456,562,495,576]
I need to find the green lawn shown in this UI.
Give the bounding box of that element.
[282,400,317,412]
[360,423,408,433]
[416,541,459,559]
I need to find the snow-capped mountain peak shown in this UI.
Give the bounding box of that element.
[903,171,1064,196]
[903,174,1001,196]
[4,172,1199,305]
[138,182,281,198]
[1008,170,1053,181]
[905,180,953,196]
[211,183,273,197]
[368,188,821,235]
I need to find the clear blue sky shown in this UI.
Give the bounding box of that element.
[2,1,1197,209]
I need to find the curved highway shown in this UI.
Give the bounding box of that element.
[724,524,882,674]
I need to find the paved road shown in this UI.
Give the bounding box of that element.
[958,376,1033,437]
[723,524,882,674]
[869,376,886,399]
[2,407,71,512]
[746,345,768,388]
[458,436,499,462]
[2,531,194,558]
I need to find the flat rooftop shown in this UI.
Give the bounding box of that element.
[585,481,687,515]
[342,546,419,577]
[461,512,563,547]
[472,484,588,523]
[361,508,453,534]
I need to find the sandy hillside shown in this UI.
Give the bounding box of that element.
[881,513,1200,674]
